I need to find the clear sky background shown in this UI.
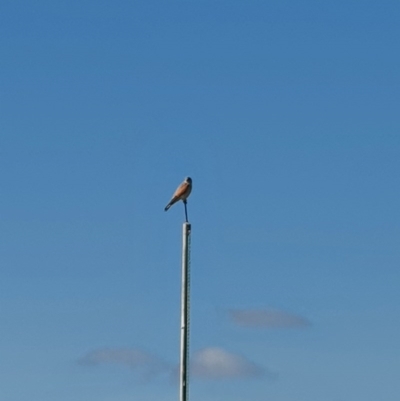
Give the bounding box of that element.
[1,1,399,400]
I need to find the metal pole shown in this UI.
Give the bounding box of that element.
[180,222,191,401]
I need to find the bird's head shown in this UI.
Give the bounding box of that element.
[185,177,192,184]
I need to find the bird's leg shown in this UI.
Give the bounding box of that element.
[183,200,188,223]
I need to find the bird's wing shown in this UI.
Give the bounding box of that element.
[173,181,190,200]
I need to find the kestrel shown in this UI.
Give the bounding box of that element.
[164,177,192,211]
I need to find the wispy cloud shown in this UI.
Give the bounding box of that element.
[79,346,272,382]
[77,348,166,379]
[229,308,311,329]
[190,347,265,380]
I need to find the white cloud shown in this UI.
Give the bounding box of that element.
[190,347,264,380]
[78,348,166,379]
[79,346,272,382]
[229,308,311,328]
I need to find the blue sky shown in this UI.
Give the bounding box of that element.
[1,1,399,400]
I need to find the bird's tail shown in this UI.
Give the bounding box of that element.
[164,197,178,211]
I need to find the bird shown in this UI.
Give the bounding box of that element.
[164,177,192,211]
